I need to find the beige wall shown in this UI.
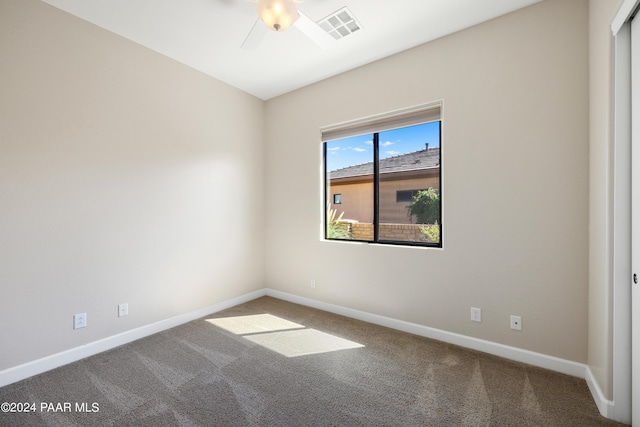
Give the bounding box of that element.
[0,0,265,371]
[588,0,624,402]
[265,0,590,362]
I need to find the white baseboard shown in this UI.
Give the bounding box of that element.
[0,287,620,423]
[585,367,615,419]
[265,288,587,378]
[0,289,267,388]
[265,289,631,421]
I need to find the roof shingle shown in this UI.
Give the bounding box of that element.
[329,147,440,179]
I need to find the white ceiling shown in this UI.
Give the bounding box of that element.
[41,0,542,100]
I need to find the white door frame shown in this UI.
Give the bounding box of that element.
[612,0,636,424]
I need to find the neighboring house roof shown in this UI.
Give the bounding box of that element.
[329,147,440,179]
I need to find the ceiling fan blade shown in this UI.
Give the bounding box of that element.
[241,18,268,50]
[295,11,336,49]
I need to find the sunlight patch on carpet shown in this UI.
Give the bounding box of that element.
[206,314,364,357]
[206,314,304,335]
[244,328,364,357]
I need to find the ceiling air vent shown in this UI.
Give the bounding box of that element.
[317,7,362,40]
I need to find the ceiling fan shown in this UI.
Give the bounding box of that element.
[241,0,336,50]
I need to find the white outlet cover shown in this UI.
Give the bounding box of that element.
[73,313,86,329]
[118,303,128,317]
[470,307,482,322]
[510,315,522,331]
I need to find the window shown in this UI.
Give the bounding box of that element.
[323,102,442,247]
[396,190,426,203]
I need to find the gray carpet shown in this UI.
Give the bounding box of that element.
[0,296,628,426]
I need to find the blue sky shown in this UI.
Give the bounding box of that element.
[325,121,441,171]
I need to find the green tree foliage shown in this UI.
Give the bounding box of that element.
[406,188,440,224]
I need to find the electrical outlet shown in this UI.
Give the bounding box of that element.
[310,279,316,289]
[510,315,522,331]
[470,307,482,322]
[118,303,128,317]
[74,313,87,330]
